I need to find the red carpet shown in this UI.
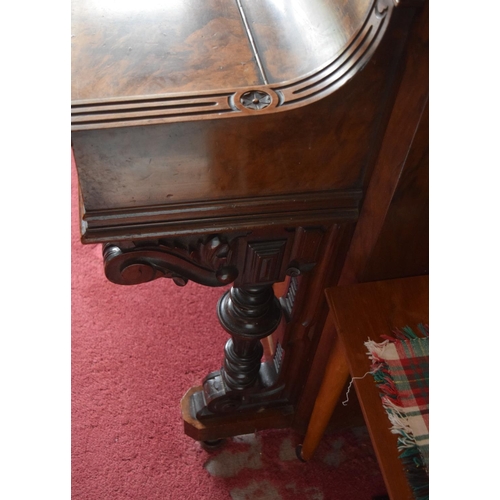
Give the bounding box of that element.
[71,154,386,499]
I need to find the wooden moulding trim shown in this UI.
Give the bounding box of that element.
[81,206,360,244]
[274,0,390,105]
[84,190,362,227]
[70,0,394,131]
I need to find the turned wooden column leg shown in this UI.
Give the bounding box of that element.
[192,284,285,418]
[298,320,350,461]
[218,285,282,390]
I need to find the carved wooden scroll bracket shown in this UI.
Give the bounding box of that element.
[103,236,239,288]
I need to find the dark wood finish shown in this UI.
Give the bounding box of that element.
[278,223,354,406]
[194,284,284,417]
[317,276,429,500]
[72,0,428,441]
[294,0,428,432]
[103,236,238,287]
[339,0,429,286]
[362,101,429,282]
[181,386,294,442]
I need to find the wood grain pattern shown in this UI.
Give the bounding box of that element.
[339,0,428,285]
[298,314,350,461]
[240,0,373,84]
[71,0,262,100]
[73,62,397,232]
[326,276,428,500]
[288,2,422,431]
[279,222,355,406]
[71,0,394,130]
[72,0,412,252]
[362,101,428,281]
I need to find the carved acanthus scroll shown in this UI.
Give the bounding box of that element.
[103,236,239,288]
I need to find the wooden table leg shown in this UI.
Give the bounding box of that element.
[298,317,350,461]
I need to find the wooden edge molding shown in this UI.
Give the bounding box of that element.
[71,0,394,131]
[80,190,362,243]
[82,209,360,244]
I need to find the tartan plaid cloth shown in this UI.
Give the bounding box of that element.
[365,325,429,500]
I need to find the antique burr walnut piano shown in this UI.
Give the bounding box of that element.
[71,0,428,443]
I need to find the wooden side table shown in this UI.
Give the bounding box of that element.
[298,276,429,500]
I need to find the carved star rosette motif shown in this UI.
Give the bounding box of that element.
[240,90,272,110]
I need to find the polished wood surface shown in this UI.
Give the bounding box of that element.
[72,0,379,101]
[72,0,409,242]
[340,0,429,286]
[72,90,379,214]
[362,101,429,282]
[298,312,350,461]
[71,0,262,99]
[313,276,429,500]
[237,0,372,83]
[294,1,428,432]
